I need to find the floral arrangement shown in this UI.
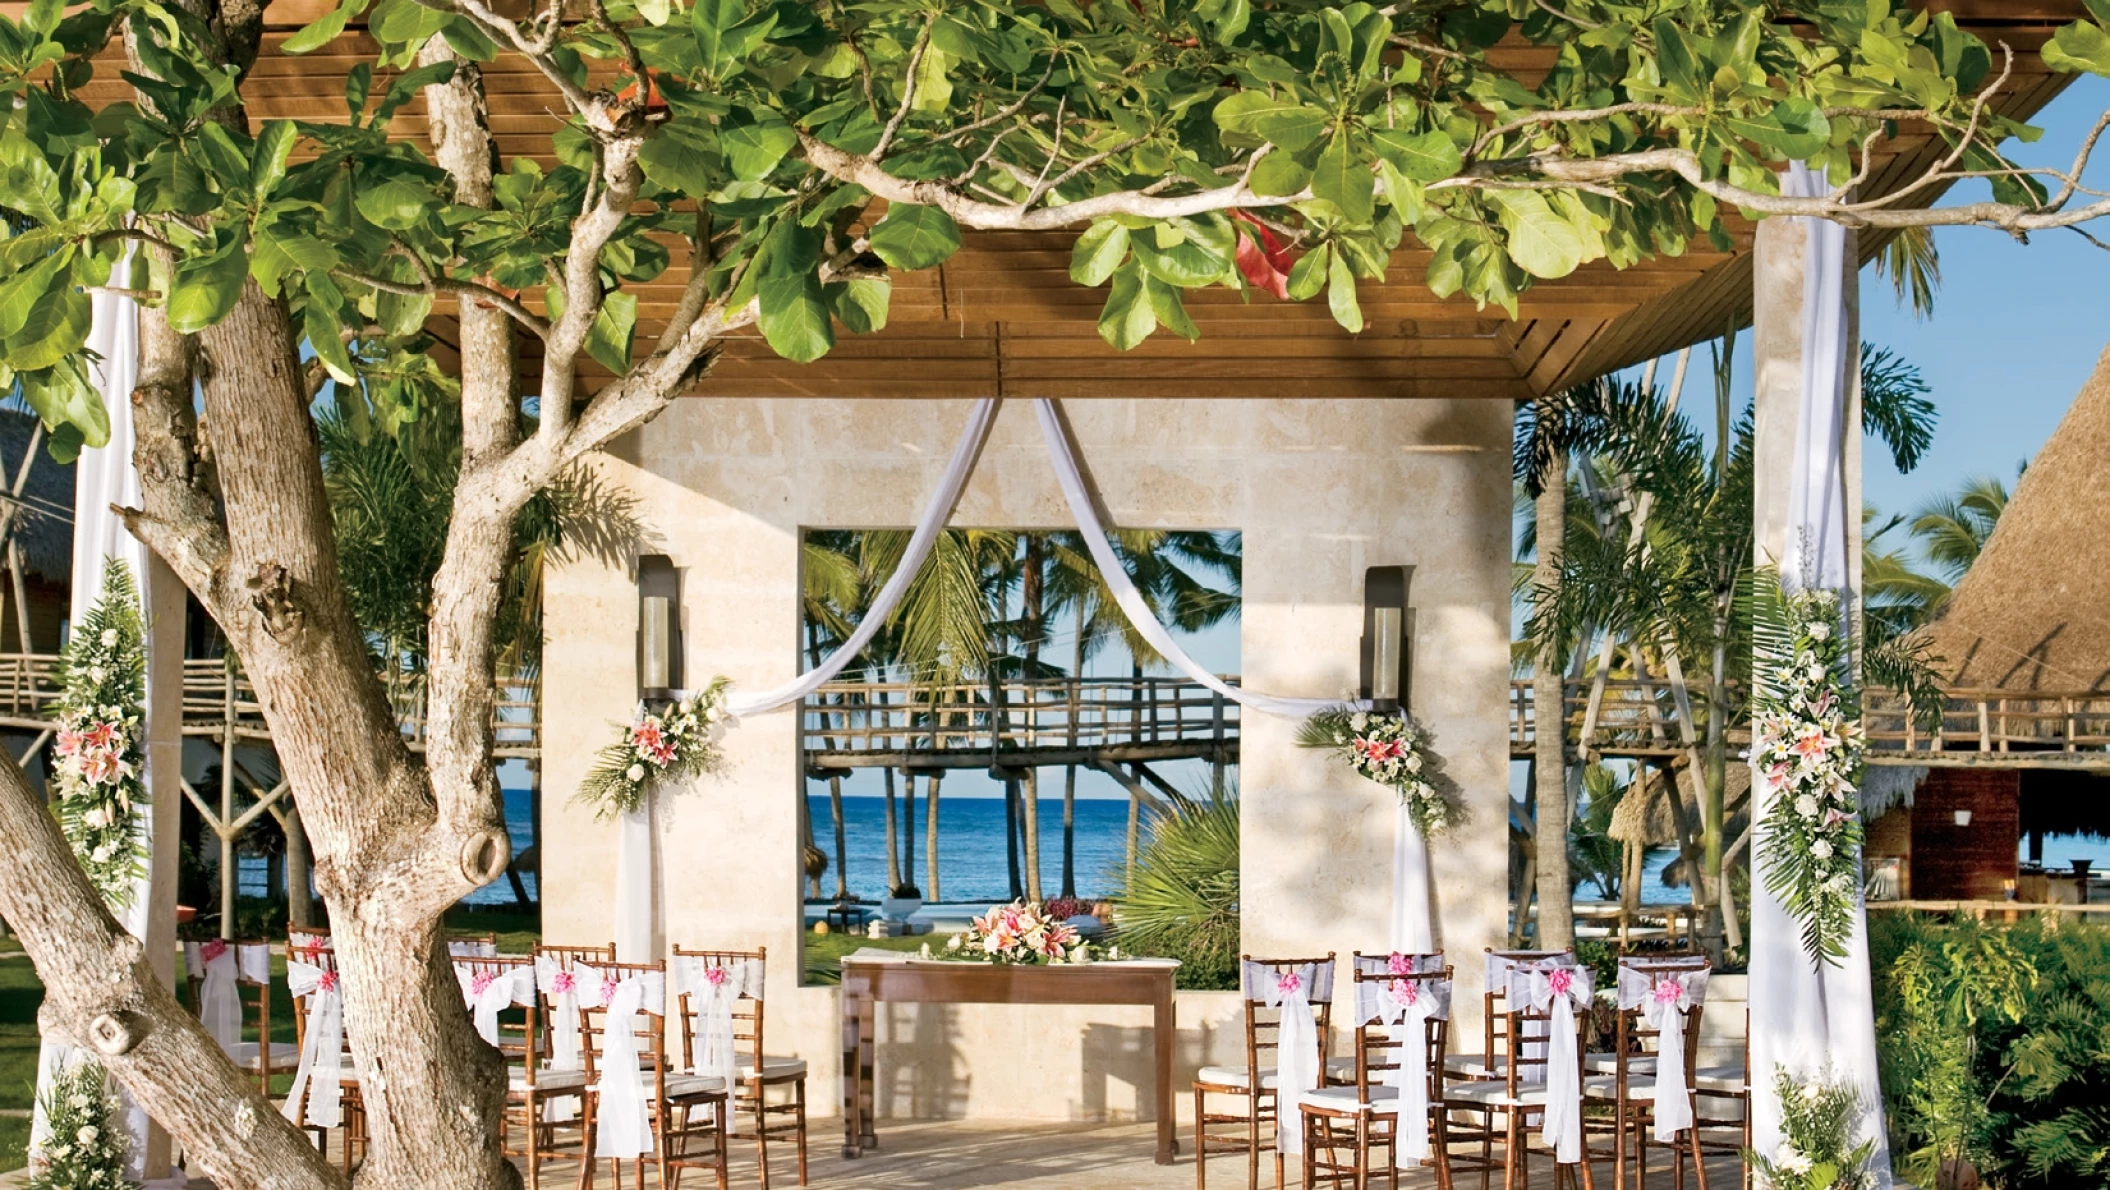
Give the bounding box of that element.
[1753,582,1867,967]
[51,562,149,907]
[1294,707,1456,836]
[30,1058,130,1190]
[576,677,732,818]
[1745,1067,1877,1190]
[942,900,1093,964]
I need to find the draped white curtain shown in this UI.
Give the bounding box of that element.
[1747,162,1891,1185]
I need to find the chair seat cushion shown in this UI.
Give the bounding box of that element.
[736,1056,807,1081]
[1582,1073,1658,1100]
[512,1068,589,1094]
[222,1040,302,1071]
[1444,1053,1506,1078]
[662,1074,728,1101]
[1442,1080,1548,1108]
[1693,1065,1746,1094]
[1300,1084,1401,1115]
[1196,1056,1357,1091]
[1582,1052,1657,1075]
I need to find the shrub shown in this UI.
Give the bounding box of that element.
[1113,791,1239,991]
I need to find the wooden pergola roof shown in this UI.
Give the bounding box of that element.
[65,0,2093,399]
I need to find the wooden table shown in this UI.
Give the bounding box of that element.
[839,952,1181,1164]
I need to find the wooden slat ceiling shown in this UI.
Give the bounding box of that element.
[57,0,2092,398]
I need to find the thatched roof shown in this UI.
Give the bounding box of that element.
[0,411,74,584]
[1919,343,2110,693]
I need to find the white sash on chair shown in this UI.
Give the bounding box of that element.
[282,957,347,1129]
[449,938,500,958]
[671,956,762,1085]
[580,965,664,1160]
[456,963,535,1047]
[1258,962,1322,1156]
[1357,958,1450,1161]
[1512,962,1593,1163]
[536,956,586,1122]
[186,941,241,1050]
[1617,965,1710,1141]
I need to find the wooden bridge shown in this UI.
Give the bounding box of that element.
[1510,678,2110,769]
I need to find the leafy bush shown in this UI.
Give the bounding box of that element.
[1113,792,1239,991]
[1871,912,2110,1188]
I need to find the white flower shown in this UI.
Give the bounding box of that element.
[1349,712,1369,733]
[1806,663,1827,683]
[67,1095,90,1110]
[1404,753,1422,772]
[946,934,963,951]
[1795,795,1819,819]
[1810,838,1834,861]
[1807,621,1831,641]
[100,629,118,647]
[76,1126,97,1144]
[625,764,645,783]
[1801,1082,1823,1102]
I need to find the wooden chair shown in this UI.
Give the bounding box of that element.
[1690,1009,1749,1190]
[1582,957,1710,1190]
[456,954,586,1190]
[183,939,297,1094]
[285,941,367,1175]
[575,958,729,1190]
[1441,956,1598,1190]
[1193,954,1337,1190]
[1298,955,1454,1190]
[1446,949,1577,1082]
[537,942,619,968]
[671,946,807,1189]
[448,929,503,957]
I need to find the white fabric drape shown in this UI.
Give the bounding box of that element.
[1511,962,1591,1164]
[1616,964,1709,1141]
[282,957,348,1129]
[185,941,269,1051]
[1748,162,1892,1186]
[1354,957,1449,1161]
[536,957,585,1122]
[614,793,659,962]
[671,955,761,1084]
[580,965,664,1160]
[455,963,535,1047]
[1257,962,1324,1156]
[1391,805,1434,953]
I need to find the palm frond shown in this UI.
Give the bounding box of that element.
[1861,344,1937,474]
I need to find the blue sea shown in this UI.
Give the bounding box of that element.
[240,789,1139,906]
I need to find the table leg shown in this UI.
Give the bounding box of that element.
[859,983,878,1151]
[841,973,866,1159]
[1154,981,1178,1165]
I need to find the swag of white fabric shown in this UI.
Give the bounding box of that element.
[1392,806,1434,953]
[580,964,664,1160]
[185,942,272,1052]
[1511,961,1591,1163]
[1616,964,1709,1141]
[535,957,586,1121]
[1747,161,1893,1188]
[672,956,761,1085]
[455,963,536,1047]
[1354,955,1448,1161]
[282,957,348,1129]
[1247,959,1327,1156]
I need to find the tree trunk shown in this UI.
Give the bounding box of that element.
[1062,764,1078,899]
[925,771,942,903]
[798,784,821,901]
[1004,774,1023,900]
[1531,409,1575,950]
[829,776,848,901]
[900,772,918,892]
[1125,780,1140,890]
[881,765,902,894]
[1699,598,1732,964]
[1022,768,1043,902]
[284,802,314,929]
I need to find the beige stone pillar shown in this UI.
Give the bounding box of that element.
[140,551,185,1179]
[1752,218,1861,573]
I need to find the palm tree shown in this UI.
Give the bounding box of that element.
[1911,476,2009,585]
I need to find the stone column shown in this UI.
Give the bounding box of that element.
[140,552,185,1180]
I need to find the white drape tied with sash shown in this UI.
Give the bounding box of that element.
[580,965,664,1160]
[1249,959,1328,1156]
[1618,965,1709,1141]
[1355,954,1449,1160]
[282,957,348,1129]
[1511,961,1593,1163]
[455,963,536,1047]
[672,956,762,1085]
[185,941,271,1051]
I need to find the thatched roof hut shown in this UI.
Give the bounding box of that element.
[1919,344,2110,692]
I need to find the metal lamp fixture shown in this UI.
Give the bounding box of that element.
[1359,565,1415,714]
[637,554,682,702]
[1953,808,1973,827]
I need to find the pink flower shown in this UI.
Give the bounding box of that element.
[601,976,620,1003]
[54,729,82,758]
[80,722,118,752]
[631,719,678,766]
[1652,979,1684,1006]
[550,971,576,995]
[471,971,495,996]
[1546,967,1574,998]
[1390,977,1419,1005]
[317,970,339,993]
[1277,971,1302,996]
[1355,737,1405,764]
[704,966,729,988]
[1763,762,1792,792]
[1790,728,1834,759]
[1387,952,1413,975]
[200,939,228,964]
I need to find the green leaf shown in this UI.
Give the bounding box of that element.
[25,0,62,37]
[0,245,73,341]
[354,175,437,230]
[587,290,638,374]
[1249,150,1311,197]
[1213,92,1329,151]
[1131,223,1230,287]
[868,204,961,271]
[0,135,61,225]
[636,0,668,26]
[166,238,250,334]
[282,0,352,54]
[304,273,359,384]
[1070,221,1130,287]
[1285,242,1329,301]
[1370,128,1462,183]
[719,109,795,181]
[693,0,777,75]
[19,360,106,452]
[1312,131,1374,224]
[1326,247,1363,333]
[4,264,87,371]
[1143,275,1198,341]
[1096,260,1156,350]
[250,120,299,200]
[2044,20,2110,76]
[757,271,833,362]
[827,277,890,335]
[638,120,719,196]
[1727,98,1831,158]
[374,60,457,124]
[1492,190,1584,279]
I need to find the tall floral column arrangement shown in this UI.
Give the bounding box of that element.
[1296,707,1457,951]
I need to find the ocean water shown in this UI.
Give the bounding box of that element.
[241,787,541,906]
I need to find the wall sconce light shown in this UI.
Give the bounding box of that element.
[1359,565,1415,714]
[1953,808,1973,827]
[637,554,681,703]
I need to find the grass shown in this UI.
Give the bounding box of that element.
[801,931,926,986]
[0,956,44,1174]
[0,1114,26,1173]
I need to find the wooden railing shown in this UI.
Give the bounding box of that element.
[801,676,1237,768]
[1511,677,2110,764]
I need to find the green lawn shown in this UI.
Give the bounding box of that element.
[800,931,927,985]
[0,957,44,1174]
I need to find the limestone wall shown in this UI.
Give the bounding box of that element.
[541,397,1514,1122]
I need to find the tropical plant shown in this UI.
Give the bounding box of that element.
[1113,786,1240,992]
[1874,226,1943,321]
[1912,477,2012,588]
[8,0,2110,1180]
[28,1059,130,1190]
